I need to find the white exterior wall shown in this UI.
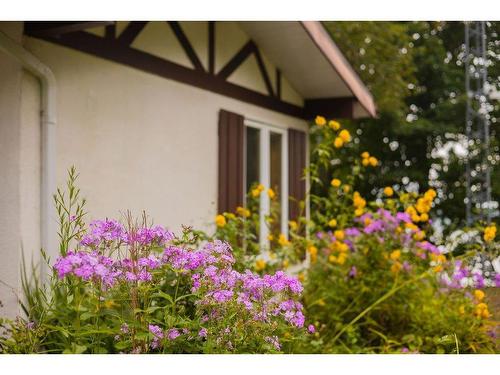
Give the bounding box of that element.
[0,21,308,318]
[0,22,23,318]
[23,35,308,232]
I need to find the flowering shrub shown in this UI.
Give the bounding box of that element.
[297,117,499,353]
[0,169,306,354]
[1,115,498,354]
[208,116,499,353]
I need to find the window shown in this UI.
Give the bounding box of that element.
[244,120,288,249]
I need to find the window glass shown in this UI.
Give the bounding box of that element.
[245,126,260,194]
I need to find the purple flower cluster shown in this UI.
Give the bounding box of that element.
[130,226,174,246]
[53,250,122,287]
[54,218,307,350]
[53,251,165,286]
[148,324,191,349]
[80,219,128,247]
[80,219,174,248]
[265,335,281,351]
[439,260,500,289]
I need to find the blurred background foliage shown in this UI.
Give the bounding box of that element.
[323,21,499,234]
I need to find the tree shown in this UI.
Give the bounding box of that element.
[323,21,499,230]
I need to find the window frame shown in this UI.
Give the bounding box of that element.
[243,119,289,251]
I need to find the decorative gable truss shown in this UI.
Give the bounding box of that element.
[24,21,354,119]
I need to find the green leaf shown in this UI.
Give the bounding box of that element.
[79,312,94,321]
[63,344,87,354]
[114,341,130,350]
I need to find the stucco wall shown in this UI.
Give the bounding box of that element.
[22,22,308,256]
[0,21,308,318]
[0,22,23,318]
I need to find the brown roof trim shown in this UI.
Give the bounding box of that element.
[300,21,377,118]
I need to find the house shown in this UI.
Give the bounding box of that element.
[0,21,376,317]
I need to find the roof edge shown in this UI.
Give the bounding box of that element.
[300,21,377,118]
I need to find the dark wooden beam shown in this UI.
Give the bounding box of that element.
[303,97,355,119]
[208,21,215,74]
[276,68,281,99]
[168,21,205,72]
[24,22,115,38]
[37,31,305,119]
[26,27,362,120]
[105,24,116,40]
[216,40,255,80]
[117,21,148,46]
[253,47,274,97]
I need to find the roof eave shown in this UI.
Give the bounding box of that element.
[300,21,377,118]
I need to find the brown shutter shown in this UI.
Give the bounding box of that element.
[218,109,244,214]
[288,128,307,220]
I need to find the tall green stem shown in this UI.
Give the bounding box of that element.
[330,271,429,345]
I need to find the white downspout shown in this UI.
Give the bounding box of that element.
[0,31,57,280]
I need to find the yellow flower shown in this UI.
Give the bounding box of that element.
[406,206,417,216]
[354,208,364,217]
[255,259,266,271]
[474,289,485,301]
[226,213,236,220]
[411,214,421,223]
[267,234,274,241]
[282,259,289,269]
[268,188,276,199]
[334,137,344,148]
[343,185,351,193]
[424,189,437,200]
[329,120,341,130]
[328,219,337,228]
[475,303,491,319]
[433,265,443,273]
[391,262,402,274]
[337,253,347,265]
[318,298,326,306]
[250,183,265,197]
[459,305,465,315]
[338,242,349,253]
[399,193,410,203]
[339,129,351,143]
[308,245,318,256]
[413,231,426,241]
[361,151,370,159]
[405,222,419,232]
[331,178,341,188]
[236,206,251,218]
[307,246,318,263]
[436,254,446,264]
[369,156,378,167]
[353,192,366,209]
[334,230,345,241]
[278,233,290,247]
[315,115,327,126]
[361,157,370,167]
[215,214,226,228]
[298,272,305,282]
[289,220,298,231]
[389,249,401,261]
[416,197,431,214]
[420,213,429,222]
[383,187,394,197]
[328,254,337,263]
[483,224,497,243]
